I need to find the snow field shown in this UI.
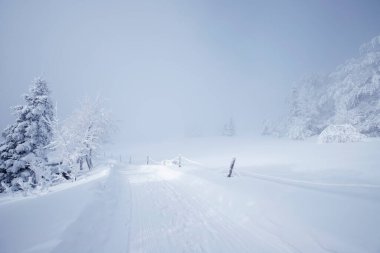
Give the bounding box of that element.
[1,137,380,253]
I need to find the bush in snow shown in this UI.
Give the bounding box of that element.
[318,124,366,143]
[0,79,55,192]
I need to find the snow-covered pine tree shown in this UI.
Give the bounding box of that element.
[0,79,54,192]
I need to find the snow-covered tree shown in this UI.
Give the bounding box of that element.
[271,35,380,139]
[222,118,235,137]
[286,74,334,139]
[0,79,55,192]
[49,97,111,178]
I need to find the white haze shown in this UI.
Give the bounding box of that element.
[1,0,380,143]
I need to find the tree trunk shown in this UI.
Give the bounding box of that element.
[78,157,83,170]
[89,149,93,168]
[85,156,92,170]
[85,149,94,170]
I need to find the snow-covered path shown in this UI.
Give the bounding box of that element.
[1,158,380,253]
[50,164,281,253]
[125,165,275,253]
[121,163,380,253]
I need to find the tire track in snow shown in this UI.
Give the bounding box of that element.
[242,172,380,189]
[127,168,207,252]
[166,171,303,253]
[125,165,300,253]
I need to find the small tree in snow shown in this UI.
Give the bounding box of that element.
[222,118,235,137]
[0,79,55,192]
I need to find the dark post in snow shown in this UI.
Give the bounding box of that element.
[147,156,150,165]
[129,156,132,165]
[227,157,236,177]
[178,155,182,168]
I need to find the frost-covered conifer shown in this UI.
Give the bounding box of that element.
[0,79,54,192]
[282,35,380,139]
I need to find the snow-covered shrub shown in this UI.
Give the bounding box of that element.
[261,119,287,137]
[287,124,310,140]
[318,124,366,143]
[0,79,55,192]
[28,158,53,190]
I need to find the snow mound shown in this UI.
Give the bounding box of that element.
[318,124,366,143]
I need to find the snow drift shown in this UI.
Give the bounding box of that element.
[318,124,366,143]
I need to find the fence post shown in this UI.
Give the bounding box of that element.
[227,157,236,177]
[129,156,132,165]
[147,156,150,165]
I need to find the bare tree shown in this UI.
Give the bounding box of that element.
[49,97,112,178]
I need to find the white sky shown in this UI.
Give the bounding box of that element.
[1,0,380,142]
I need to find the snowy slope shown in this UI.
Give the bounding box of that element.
[1,137,380,253]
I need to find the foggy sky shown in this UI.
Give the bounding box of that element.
[1,0,380,142]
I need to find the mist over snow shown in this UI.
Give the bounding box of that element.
[1,1,380,253]
[1,0,380,142]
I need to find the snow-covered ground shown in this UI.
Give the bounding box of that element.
[1,136,380,253]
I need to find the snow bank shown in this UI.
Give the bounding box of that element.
[318,124,366,143]
[0,165,111,253]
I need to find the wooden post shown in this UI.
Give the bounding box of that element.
[147,156,150,165]
[227,157,236,177]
